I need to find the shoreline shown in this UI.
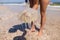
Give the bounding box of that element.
[0,3,60,7]
[48,5,60,7]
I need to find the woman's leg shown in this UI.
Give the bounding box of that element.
[38,0,49,36]
[29,0,38,31]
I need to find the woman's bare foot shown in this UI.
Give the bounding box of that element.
[38,29,43,37]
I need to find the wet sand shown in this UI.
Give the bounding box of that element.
[0,5,60,40]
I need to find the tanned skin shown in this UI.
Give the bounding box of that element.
[29,0,49,36]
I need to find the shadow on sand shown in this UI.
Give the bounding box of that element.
[8,23,39,40]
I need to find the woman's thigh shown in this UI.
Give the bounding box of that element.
[39,0,49,12]
[29,0,38,8]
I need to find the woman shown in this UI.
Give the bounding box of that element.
[29,0,49,36]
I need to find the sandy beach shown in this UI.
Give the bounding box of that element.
[0,5,60,40]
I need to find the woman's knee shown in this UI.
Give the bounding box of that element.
[40,8,46,16]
